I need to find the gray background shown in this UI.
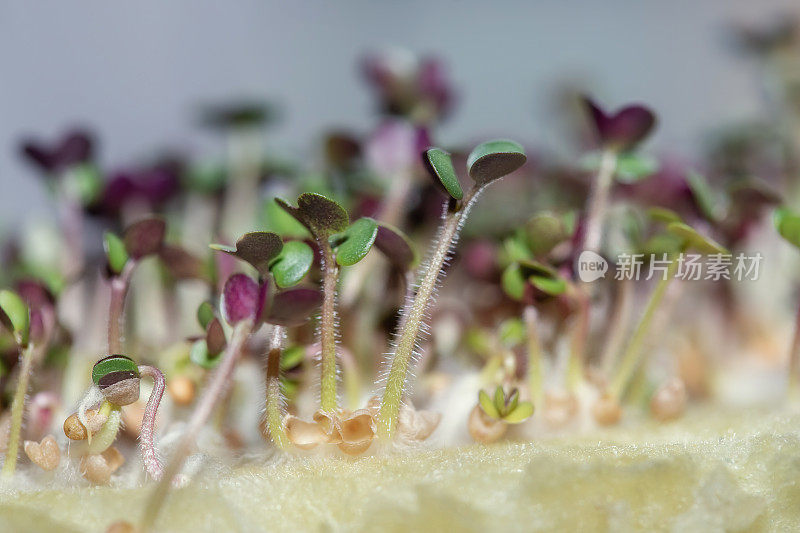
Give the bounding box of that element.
[1,0,798,226]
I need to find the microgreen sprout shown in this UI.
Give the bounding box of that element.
[81,354,166,480]
[580,96,657,254]
[605,215,729,408]
[468,386,534,444]
[378,139,526,439]
[143,231,319,528]
[277,194,378,412]
[500,211,575,404]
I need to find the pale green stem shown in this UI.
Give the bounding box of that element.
[600,278,634,376]
[787,301,800,399]
[141,321,251,532]
[265,326,288,449]
[2,343,37,477]
[108,260,136,355]
[582,149,618,254]
[524,306,544,407]
[609,258,679,399]
[378,191,475,438]
[319,242,339,412]
[565,289,590,392]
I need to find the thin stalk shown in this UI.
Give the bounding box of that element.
[600,278,634,376]
[378,191,476,438]
[582,149,618,254]
[141,321,251,532]
[524,306,544,406]
[787,301,800,397]
[608,258,679,399]
[264,326,288,449]
[2,343,37,477]
[319,243,339,412]
[107,260,136,354]
[565,289,590,392]
[138,365,166,480]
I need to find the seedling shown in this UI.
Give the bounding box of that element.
[468,386,534,444]
[68,355,166,481]
[143,231,319,528]
[276,194,379,412]
[378,139,526,438]
[501,211,575,404]
[580,96,657,254]
[606,216,729,404]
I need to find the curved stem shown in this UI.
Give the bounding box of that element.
[138,365,166,480]
[582,149,617,254]
[378,192,476,438]
[265,326,288,449]
[2,343,37,477]
[107,260,136,355]
[609,258,678,399]
[524,306,544,406]
[319,243,339,412]
[140,321,251,531]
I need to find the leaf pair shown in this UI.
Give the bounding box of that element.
[502,259,567,301]
[423,140,527,201]
[580,151,659,183]
[478,386,534,424]
[104,217,167,275]
[211,231,314,288]
[582,96,657,152]
[220,273,322,329]
[276,193,417,270]
[644,209,729,256]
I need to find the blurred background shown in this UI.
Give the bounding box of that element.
[1,0,799,226]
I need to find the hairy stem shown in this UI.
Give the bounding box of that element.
[2,343,37,477]
[107,260,136,354]
[319,242,339,412]
[378,192,476,438]
[582,149,618,254]
[524,306,544,406]
[265,326,288,449]
[141,321,251,531]
[138,365,166,480]
[609,258,679,399]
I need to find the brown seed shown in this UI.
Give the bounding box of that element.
[64,413,88,440]
[80,446,125,485]
[23,434,61,471]
[467,405,507,444]
[650,378,688,422]
[592,393,622,426]
[64,409,108,440]
[283,415,327,450]
[168,375,195,406]
[542,389,579,428]
[100,377,140,406]
[337,410,376,456]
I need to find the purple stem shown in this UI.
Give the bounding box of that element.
[138,365,165,480]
